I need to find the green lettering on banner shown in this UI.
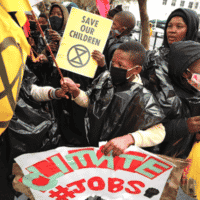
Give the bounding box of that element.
[119,154,145,169]
[93,153,114,169]
[51,156,71,174]
[135,158,170,179]
[65,150,114,170]
[23,166,58,191]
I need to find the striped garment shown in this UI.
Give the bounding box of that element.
[31,84,61,102]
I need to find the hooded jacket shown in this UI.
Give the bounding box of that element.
[49,3,69,36]
[163,8,199,48]
[157,41,200,158]
[143,8,199,79]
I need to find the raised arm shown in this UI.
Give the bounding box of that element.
[61,78,89,108]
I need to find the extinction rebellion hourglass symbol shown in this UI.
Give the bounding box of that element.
[67,44,90,68]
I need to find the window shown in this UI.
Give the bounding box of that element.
[195,2,199,9]
[180,0,185,7]
[163,0,167,5]
[188,2,193,8]
[171,0,176,6]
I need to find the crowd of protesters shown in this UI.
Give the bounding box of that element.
[1,1,200,199]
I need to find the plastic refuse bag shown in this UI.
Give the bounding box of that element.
[85,71,165,146]
[5,67,61,160]
[143,47,184,119]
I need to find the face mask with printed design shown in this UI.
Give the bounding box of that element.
[187,69,200,91]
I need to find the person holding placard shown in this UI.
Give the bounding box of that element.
[54,41,166,153]
[103,11,136,66]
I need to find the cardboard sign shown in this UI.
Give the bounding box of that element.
[56,7,112,78]
[15,143,174,200]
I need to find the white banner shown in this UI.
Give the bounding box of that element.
[15,143,175,200]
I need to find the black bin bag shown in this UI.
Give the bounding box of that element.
[6,67,61,160]
[84,71,165,147]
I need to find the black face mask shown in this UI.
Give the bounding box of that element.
[110,62,136,85]
[29,21,37,31]
[49,16,62,31]
[110,65,127,85]
[40,24,49,31]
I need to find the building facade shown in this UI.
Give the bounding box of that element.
[113,0,200,26]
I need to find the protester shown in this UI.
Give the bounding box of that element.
[107,5,123,19]
[141,8,199,108]
[49,3,69,37]
[103,11,136,66]
[37,13,50,54]
[41,3,69,57]
[138,8,200,199]
[158,40,200,158]
[26,13,50,85]
[143,8,199,81]
[154,40,200,199]
[47,41,166,155]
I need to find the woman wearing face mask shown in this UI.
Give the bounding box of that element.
[49,3,69,37]
[42,3,69,56]
[158,41,200,199]
[157,40,200,158]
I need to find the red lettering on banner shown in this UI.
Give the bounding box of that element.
[125,181,145,194]
[32,175,50,186]
[135,157,172,179]
[68,148,94,154]
[108,178,124,193]
[73,154,97,169]
[49,185,75,199]
[52,153,74,174]
[114,151,147,172]
[96,146,113,169]
[67,179,86,193]
[33,153,74,177]
[33,159,60,178]
[88,177,105,191]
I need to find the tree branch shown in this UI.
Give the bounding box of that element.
[138,0,150,50]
